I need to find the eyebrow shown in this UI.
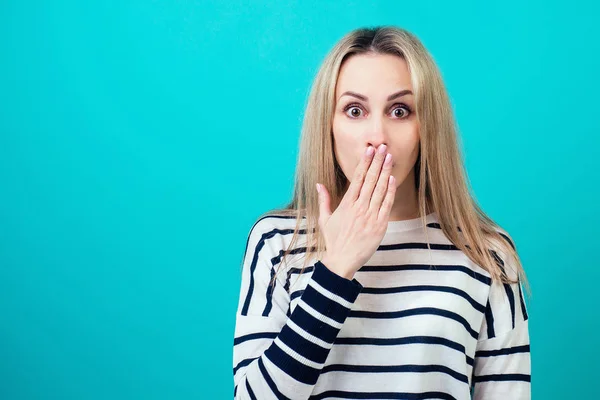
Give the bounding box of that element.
[339,89,413,102]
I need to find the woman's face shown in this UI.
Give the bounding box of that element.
[332,53,420,191]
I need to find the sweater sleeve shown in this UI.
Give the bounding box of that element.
[471,248,531,400]
[232,218,363,400]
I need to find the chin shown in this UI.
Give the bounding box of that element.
[392,170,411,187]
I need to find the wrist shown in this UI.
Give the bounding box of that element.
[320,256,354,280]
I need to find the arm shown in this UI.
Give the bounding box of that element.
[233,218,363,399]
[471,250,531,399]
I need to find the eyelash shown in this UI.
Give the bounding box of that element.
[343,103,413,119]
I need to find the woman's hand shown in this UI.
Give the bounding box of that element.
[316,144,396,279]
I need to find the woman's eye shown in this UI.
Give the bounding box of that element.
[344,104,412,119]
[392,106,411,118]
[346,106,363,118]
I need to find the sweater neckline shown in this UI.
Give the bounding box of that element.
[386,211,438,233]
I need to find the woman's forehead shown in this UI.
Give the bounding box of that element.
[336,54,413,99]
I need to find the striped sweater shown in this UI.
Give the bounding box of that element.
[233,212,531,399]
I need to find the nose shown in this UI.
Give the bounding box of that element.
[365,117,388,150]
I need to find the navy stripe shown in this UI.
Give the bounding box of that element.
[426,222,516,255]
[335,335,466,353]
[285,265,312,289]
[256,214,300,223]
[357,264,492,285]
[257,356,292,399]
[310,390,457,400]
[282,248,313,298]
[498,232,516,250]
[484,298,495,338]
[234,331,278,346]
[287,265,315,276]
[233,357,258,375]
[241,227,295,316]
[518,281,529,320]
[350,307,479,339]
[378,242,460,251]
[291,303,339,344]
[302,283,351,324]
[271,243,310,266]
[426,222,461,232]
[474,373,531,383]
[321,363,468,384]
[234,383,237,398]
[240,215,298,270]
[334,335,475,366]
[239,216,309,317]
[278,324,329,364]
[264,341,321,386]
[285,264,313,301]
[245,379,257,400]
[504,283,516,329]
[290,290,304,301]
[491,250,516,329]
[312,261,363,303]
[361,285,485,314]
[287,262,492,287]
[241,220,310,318]
[476,344,530,358]
[262,265,277,316]
[500,274,516,328]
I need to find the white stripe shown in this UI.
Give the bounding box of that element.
[288,319,332,349]
[298,299,343,329]
[273,337,323,369]
[308,278,353,308]
[245,364,279,400]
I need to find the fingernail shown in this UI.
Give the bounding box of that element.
[365,146,374,157]
[384,153,392,165]
[316,183,321,193]
[378,144,387,154]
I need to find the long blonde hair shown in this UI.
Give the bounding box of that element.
[263,25,529,294]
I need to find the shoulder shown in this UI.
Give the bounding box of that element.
[486,225,520,282]
[246,209,303,240]
[425,213,520,281]
[242,209,307,262]
[490,224,516,253]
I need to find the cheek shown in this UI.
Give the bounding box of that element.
[332,129,362,180]
[394,130,420,168]
[332,133,358,180]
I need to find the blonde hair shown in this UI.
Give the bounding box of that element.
[262,25,530,295]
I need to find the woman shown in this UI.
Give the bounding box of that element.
[233,26,531,399]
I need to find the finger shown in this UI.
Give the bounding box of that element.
[357,144,387,206]
[343,145,375,205]
[316,183,332,226]
[377,175,397,222]
[369,152,393,212]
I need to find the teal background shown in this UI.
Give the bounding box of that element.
[1,1,598,399]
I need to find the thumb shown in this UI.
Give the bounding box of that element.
[316,183,332,225]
